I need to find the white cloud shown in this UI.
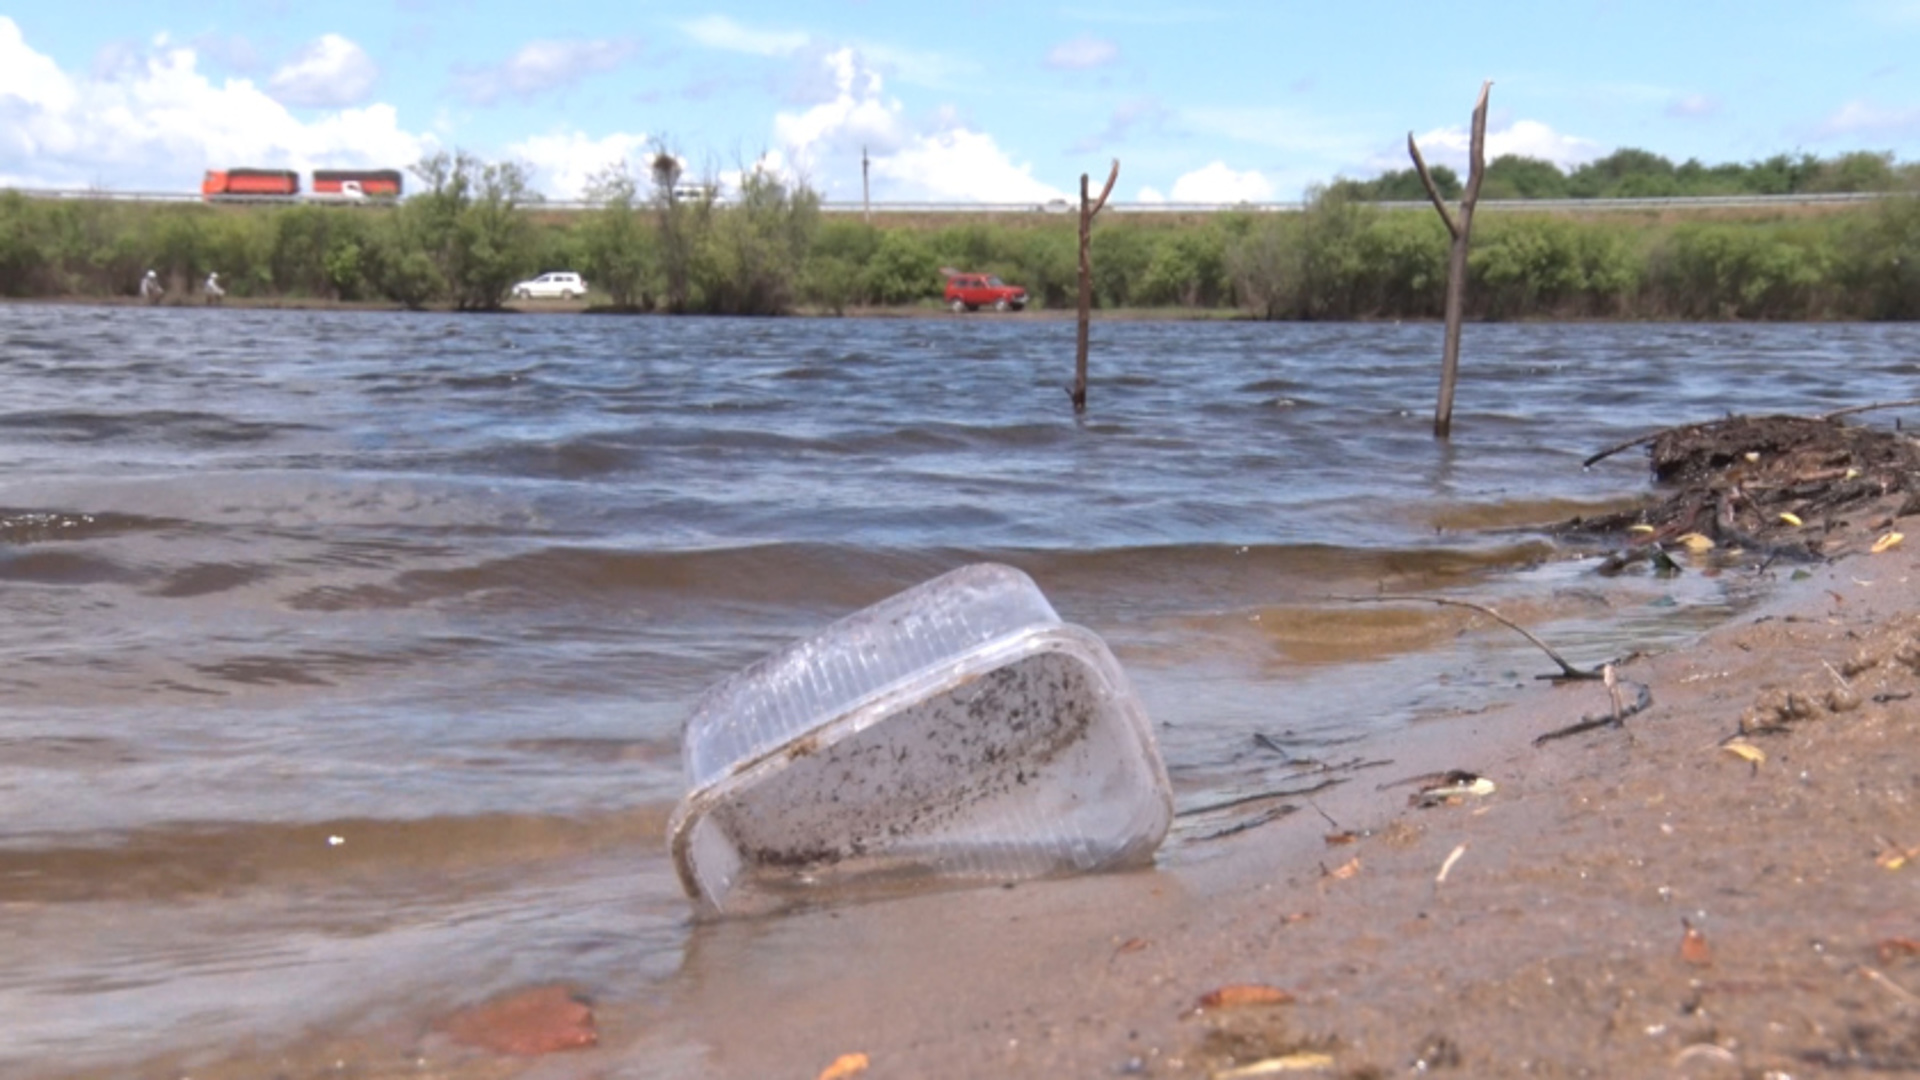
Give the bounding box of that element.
[0,17,427,191]
[0,17,74,112]
[773,48,902,166]
[269,33,378,108]
[680,15,807,56]
[770,48,1065,203]
[1666,93,1722,119]
[509,130,654,200]
[1058,6,1227,23]
[1182,104,1383,159]
[1816,99,1920,138]
[456,39,637,105]
[1072,96,1169,153]
[874,129,1065,203]
[1400,118,1603,171]
[1167,161,1273,203]
[1045,35,1119,70]
[1859,0,1920,23]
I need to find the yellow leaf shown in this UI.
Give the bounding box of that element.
[1214,1053,1337,1078]
[818,1053,870,1080]
[1198,984,1296,1009]
[1676,533,1715,553]
[1722,741,1766,766]
[1873,532,1905,554]
[1629,524,1657,534]
[1778,512,1803,527]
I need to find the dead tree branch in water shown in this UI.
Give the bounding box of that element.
[1407,81,1490,440]
[1586,400,1920,470]
[1340,593,1603,681]
[1818,398,1920,422]
[1070,159,1120,414]
[1582,429,1665,469]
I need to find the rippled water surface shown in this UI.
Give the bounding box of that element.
[4,304,1918,1072]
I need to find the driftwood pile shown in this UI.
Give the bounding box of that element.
[1556,407,1920,566]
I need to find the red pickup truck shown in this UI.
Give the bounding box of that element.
[944,272,1028,313]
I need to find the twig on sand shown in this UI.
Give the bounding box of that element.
[1859,965,1920,1008]
[1338,594,1604,681]
[1533,678,1654,746]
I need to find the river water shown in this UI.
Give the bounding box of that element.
[3,304,1916,1073]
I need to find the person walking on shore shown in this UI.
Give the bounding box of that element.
[203,271,225,305]
[140,269,163,304]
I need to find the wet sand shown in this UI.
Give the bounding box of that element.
[71,511,1918,1080]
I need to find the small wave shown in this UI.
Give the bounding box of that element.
[0,409,313,448]
[0,549,138,586]
[0,508,189,545]
[0,805,676,903]
[277,539,1556,621]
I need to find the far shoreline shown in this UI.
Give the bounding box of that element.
[2,294,1891,325]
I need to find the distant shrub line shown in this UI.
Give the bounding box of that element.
[5,150,1920,321]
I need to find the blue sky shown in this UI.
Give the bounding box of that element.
[6,2,1920,203]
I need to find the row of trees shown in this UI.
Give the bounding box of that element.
[5,153,1920,321]
[0,151,824,316]
[1334,149,1914,203]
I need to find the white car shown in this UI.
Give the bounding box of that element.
[512,271,588,300]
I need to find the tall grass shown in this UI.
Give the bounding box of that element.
[5,174,1920,321]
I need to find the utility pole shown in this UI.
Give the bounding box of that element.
[862,146,871,224]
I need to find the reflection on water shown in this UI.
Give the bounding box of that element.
[3,304,1917,1073]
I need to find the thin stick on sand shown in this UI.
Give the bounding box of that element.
[1338,594,1603,681]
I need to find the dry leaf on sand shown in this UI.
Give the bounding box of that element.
[1197,984,1296,1009]
[818,1051,870,1080]
[438,985,597,1056]
[1680,919,1713,966]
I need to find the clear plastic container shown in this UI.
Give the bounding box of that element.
[668,563,1173,915]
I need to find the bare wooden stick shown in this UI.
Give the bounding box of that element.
[1408,80,1491,440]
[1340,593,1602,680]
[1582,429,1665,469]
[1070,159,1120,413]
[1818,398,1920,421]
[1407,135,1459,239]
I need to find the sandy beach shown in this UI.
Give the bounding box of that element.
[77,473,1915,1079]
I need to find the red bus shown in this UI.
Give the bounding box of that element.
[313,169,403,198]
[201,169,300,200]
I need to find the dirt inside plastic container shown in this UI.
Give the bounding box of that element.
[709,648,1150,905]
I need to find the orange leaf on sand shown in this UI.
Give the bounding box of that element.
[818,1052,870,1080]
[1198,984,1296,1009]
[1680,920,1713,966]
[1879,937,1920,963]
[439,985,597,1056]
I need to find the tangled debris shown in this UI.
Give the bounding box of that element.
[1557,406,1920,567]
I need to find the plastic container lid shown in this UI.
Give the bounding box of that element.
[668,563,1172,914]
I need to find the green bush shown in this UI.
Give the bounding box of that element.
[10,161,1920,322]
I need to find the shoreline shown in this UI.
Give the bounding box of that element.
[90,510,1920,1080]
[11,293,1910,325]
